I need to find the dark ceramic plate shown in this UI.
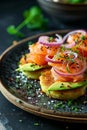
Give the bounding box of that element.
[0,30,87,123]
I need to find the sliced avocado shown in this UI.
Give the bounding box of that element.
[48,80,87,91]
[16,63,48,72]
[23,70,42,79]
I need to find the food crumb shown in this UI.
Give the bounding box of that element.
[65,126,69,129]
[19,119,23,123]
[12,109,15,112]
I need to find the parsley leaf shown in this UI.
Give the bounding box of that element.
[7,6,48,37]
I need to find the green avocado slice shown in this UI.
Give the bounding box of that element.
[48,80,87,91]
[16,63,48,72]
[22,70,42,79]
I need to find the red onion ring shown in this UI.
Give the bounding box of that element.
[64,42,76,48]
[53,60,87,77]
[64,51,78,60]
[38,36,63,46]
[63,29,87,43]
[64,30,87,48]
[38,30,87,47]
[45,55,62,63]
[46,51,78,64]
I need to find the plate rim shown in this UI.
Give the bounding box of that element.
[0,81,87,123]
[0,30,87,123]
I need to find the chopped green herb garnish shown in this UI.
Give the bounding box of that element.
[75,38,78,43]
[67,100,73,106]
[49,37,54,42]
[54,102,63,108]
[71,106,78,112]
[66,64,71,73]
[81,35,86,40]
[61,46,66,52]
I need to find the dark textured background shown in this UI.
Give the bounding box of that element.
[0,0,87,130]
[0,0,57,54]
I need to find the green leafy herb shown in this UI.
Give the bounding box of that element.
[61,45,66,52]
[81,35,86,40]
[7,25,24,37]
[7,6,48,37]
[71,105,78,112]
[66,63,71,73]
[49,37,54,42]
[53,101,64,109]
[67,100,73,106]
[67,0,86,3]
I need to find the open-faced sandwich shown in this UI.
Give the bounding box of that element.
[16,34,60,79]
[17,30,87,100]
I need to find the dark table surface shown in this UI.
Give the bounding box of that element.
[0,0,87,130]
